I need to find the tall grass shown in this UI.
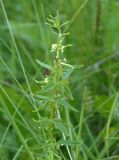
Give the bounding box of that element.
[0,0,119,159]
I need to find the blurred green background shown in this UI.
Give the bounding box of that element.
[0,0,119,159]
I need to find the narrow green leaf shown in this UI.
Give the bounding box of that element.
[63,67,74,80]
[36,59,53,71]
[57,99,78,112]
[53,121,69,134]
[57,139,79,146]
[40,82,55,93]
[33,94,52,101]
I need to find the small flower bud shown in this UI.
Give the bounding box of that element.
[51,44,57,52]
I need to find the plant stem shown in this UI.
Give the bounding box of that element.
[54,50,73,160]
[57,109,73,160]
[76,86,87,159]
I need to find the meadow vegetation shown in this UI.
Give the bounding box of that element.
[0,0,119,159]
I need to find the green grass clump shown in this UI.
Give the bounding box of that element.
[1,0,119,160]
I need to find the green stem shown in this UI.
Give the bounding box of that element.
[54,49,73,160]
[76,86,87,160]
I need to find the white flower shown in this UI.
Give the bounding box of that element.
[51,44,57,52]
[44,77,49,83]
[63,58,66,63]
[61,46,65,53]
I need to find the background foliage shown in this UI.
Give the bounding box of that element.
[0,0,119,159]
